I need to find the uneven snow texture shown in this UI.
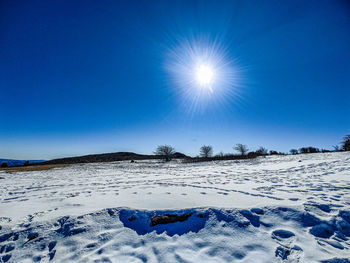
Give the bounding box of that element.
[0,152,350,262]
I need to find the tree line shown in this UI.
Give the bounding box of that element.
[1,135,349,167]
[154,134,350,162]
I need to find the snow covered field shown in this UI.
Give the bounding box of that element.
[0,152,349,262]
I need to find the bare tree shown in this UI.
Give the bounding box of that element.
[290,149,298,155]
[154,145,176,162]
[199,145,213,158]
[234,144,249,156]
[256,147,268,156]
[342,135,350,151]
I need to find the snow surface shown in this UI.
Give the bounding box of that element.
[0,152,350,262]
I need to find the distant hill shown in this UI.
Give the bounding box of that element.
[37,152,189,165]
[0,159,45,167]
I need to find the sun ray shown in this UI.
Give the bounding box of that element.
[165,35,243,114]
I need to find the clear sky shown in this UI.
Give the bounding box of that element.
[1,0,349,160]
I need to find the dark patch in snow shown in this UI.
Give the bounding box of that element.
[48,241,56,252]
[120,209,208,236]
[128,215,136,222]
[0,244,13,254]
[33,255,41,262]
[310,223,334,238]
[339,211,350,223]
[85,243,97,249]
[1,254,11,262]
[251,208,264,215]
[240,210,261,227]
[151,213,193,226]
[23,232,39,245]
[0,233,12,243]
[49,249,56,260]
[314,204,332,213]
[197,213,207,218]
[107,209,115,216]
[321,258,350,263]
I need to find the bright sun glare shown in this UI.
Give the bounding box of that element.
[166,36,241,111]
[195,64,215,87]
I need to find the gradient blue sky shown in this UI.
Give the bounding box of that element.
[1,0,349,159]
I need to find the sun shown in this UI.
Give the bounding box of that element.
[165,36,242,110]
[195,64,215,87]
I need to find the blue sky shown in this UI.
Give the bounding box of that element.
[1,0,349,159]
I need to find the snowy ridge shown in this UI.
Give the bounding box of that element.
[0,152,349,262]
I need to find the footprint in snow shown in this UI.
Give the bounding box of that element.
[289,198,299,201]
[272,229,295,240]
[272,229,303,261]
[275,245,303,262]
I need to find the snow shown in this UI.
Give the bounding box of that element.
[0,152,349,262]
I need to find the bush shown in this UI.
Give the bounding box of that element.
[256,147,268,156]
[247,151,259,158]
[309,147,320,153]
[1,162,8,168]
[215,151,225,157]
[299,147,319,154]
